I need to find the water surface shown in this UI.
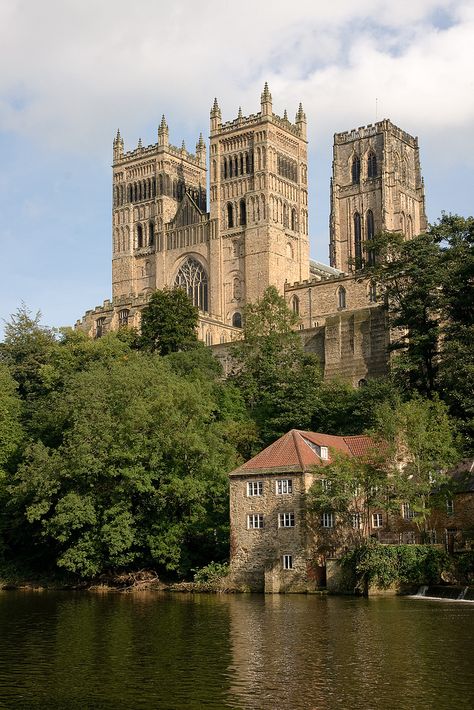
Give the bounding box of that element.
[0,591,473,709]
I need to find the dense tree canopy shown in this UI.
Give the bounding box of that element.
[138,288,200,354]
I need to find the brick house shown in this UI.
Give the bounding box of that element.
[228,431,474,592]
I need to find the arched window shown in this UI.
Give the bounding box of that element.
[223,158,227,180]
[136,223,143,249]
[369,281,377,303]
[118,309,129,328]
[407,215,413,239]
[232,312,242,328]
[239,199,246,226]
[149,221,155,246]
[367,152,377,178]
[286,242,294,260]
[354,212,362,269]
[227,202,234,228]
[338,286,346,310]
[291,208,297,231]
[95,317,105,339]
[291,296,300,315]
[366,210,375,266]
[352,156,360,184]
[174,257,209,312]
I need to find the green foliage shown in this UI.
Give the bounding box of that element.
[1,336,246,578]
[138,288,199,354]
[342,542,449,589]
[0,365,23,473]
[231,286,325,446]
[193,561,229,583]
[367,214,474,449]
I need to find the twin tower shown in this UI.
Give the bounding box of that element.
[79,84,427,358]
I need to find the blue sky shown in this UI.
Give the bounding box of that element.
[0,0,473,332]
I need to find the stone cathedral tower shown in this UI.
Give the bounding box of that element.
[329,120,427,273]
[208,84,310,326]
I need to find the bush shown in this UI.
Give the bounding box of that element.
[193,561,229,583]
[342,542,449,590]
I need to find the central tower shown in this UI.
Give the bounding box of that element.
[208,84,310,327]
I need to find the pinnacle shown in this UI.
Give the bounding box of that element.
[181,140,186,150]
[115,128,121,141]
[238,106,242,119]
[283,109,288,120]
[137,137,142,148]
[261,82,272,102]
[159,114,168,130]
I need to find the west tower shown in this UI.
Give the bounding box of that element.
[329,120,427,273]
[208,84,310,327]
[111,119,207,301]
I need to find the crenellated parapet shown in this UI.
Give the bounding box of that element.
[335,119,418,148]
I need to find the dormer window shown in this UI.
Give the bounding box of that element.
[320,446,329,460]
[302,437,329,460]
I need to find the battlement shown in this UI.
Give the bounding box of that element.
[334,119,418,147]
[219,110,302,137]
[115,141,203,167]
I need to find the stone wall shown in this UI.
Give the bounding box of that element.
[229,471,317,592]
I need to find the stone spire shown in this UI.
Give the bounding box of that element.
[196,132,206,166]
[210,97,222,133]
[283,109,288,121]
[238,106,243,120]
[295,102,307,139]
[158,114,169,147]
[113,128,124,161]
[137,137,143,150]
[261,82,272,117]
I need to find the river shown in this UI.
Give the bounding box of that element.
[0,591,473,709]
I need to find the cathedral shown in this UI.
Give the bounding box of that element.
[76,84,427,384]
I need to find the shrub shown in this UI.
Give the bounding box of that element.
[193,561,229,583]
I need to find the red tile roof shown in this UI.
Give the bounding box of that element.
[230,429,373,476]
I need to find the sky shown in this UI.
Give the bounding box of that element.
[0,0,473,332]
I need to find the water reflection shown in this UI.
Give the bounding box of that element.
[0,591,473,709]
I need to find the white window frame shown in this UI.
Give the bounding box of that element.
[402,503,415,520]
[372,512,383,528]
[247,514,264,529]
[282,554,293,570]
[446,499,454,515]
[320,478,331,492]
[247,481,263,497]
[276,479,293,495]
[320,446,329,460]
[351,512,362,529]
[321,512,334,528]
[278,512,295,528]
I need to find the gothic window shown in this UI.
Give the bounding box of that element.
[286,242,294,260]
[174,257,209,312]
[232,312,242,328]
[291,296,300,315]
[233,277,242,300]
[136,223,143,249]
[338,286,346,310]
[118,309,129,328]
[152,177,156,197]
[227,202,234,228]
[245,153,249,173]
[354,212,362,269]
[367,152,377,178]
[149,221,155,246]
[369,281,377,303]
[240,155,244,174]
[291,208,297,231]
[234,156,238,176]
[366,210,375,265]
[352,156,360,184]
[407,215,413,239]
[283,203,289,228]
[95,317,105,339]
[240,199,246,226]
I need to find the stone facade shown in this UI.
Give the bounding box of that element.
[76,89,425,383]
[330,119,427,273]
[228,430,373,592]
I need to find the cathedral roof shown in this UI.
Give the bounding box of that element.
[229,429,373,476]
[309,260,343,279]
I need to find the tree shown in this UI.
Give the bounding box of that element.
[5,353,244,577]
[366,231,443,397]
[138,288,199,354]
[0,365,23,474]
[231,286,324,446]
[366,215,474,450]
[308,396,459,549]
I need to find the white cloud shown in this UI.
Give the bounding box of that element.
[1,1,472,157]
